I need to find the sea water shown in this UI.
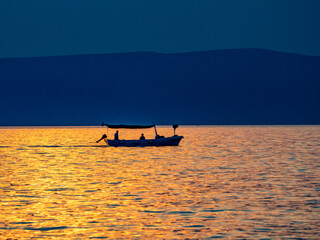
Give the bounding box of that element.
[0,126,319,239]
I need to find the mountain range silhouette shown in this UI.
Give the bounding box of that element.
[0,49,319,125]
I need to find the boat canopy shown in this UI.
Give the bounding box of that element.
[102,123,154,129]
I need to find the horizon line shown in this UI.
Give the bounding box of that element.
[1,124,319,128]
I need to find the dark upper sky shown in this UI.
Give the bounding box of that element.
[1,0,320,58]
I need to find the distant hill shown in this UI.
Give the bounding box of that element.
[0,49,319,125]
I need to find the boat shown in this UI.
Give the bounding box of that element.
[96,123,183,147]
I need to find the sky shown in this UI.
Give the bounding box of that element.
[1,0,320,58]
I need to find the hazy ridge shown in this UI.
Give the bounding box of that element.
[0,49,319,125]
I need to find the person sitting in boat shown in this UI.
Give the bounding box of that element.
[139,133,145,140]
[114,130,119,140]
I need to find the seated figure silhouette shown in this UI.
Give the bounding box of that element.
[114,130,119,140]
[139,133,145,140]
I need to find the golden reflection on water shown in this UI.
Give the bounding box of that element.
[0,126,320,239]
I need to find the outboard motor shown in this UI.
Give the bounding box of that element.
[96,134,107,143]
[173,124,179,136]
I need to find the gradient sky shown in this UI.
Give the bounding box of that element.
[1,0,320,58]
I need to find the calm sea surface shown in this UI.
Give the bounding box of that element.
[0,126,319,239]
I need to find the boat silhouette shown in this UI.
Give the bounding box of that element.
[97,123,183,147]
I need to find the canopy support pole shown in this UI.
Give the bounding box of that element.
[153,124,158,137]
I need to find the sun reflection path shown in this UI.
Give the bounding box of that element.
[0,126,319,239]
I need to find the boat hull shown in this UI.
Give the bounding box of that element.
[107,136,183,147]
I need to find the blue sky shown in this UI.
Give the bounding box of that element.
[1,0,320,57]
